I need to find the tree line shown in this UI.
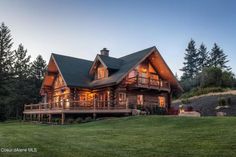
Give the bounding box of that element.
[0,23,47,121]
[180,39,235,92]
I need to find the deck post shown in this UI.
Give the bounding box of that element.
[93,113,96,120]
[48,114,52,123]
[61,113,65,125]
[126,98,129,109]
[38,114,41,122]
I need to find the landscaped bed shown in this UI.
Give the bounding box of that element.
[0,116,236,157]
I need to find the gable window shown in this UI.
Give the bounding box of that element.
[159,96,166,108]
[149,63,156,74]
[137,94,144,105]
[97,67,106,79]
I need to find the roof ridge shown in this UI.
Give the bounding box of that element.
[52,53,93,62]
[119,46,155,59]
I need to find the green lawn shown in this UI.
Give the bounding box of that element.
[0,116,236,157]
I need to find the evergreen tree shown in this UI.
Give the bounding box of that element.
[197,43,209,72]
[14,44,31,79]
[180,39,198,80]
[0,22,14,121]
[11,44,31,118]
[209,43,231,70]
[29,55,47,103]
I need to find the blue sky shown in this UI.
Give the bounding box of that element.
[0,0,235,76]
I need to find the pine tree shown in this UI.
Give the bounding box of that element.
[30,55,46,80]
[209,43,231,70]
[14,44,31,78]
[30,55,47,103]
[12,44,31,118]
[180,39,198,80]
[197,43,209,72]
[0,22,14,121]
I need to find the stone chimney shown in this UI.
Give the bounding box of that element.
[100,48,109,56]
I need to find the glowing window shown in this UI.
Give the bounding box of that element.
[97,67,105,79]
[149,63,156,74]
[137,95,144,105]
[119,93,126,102]
[159,96,166,108]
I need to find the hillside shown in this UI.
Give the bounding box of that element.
[172,90,236,116]
[0,116,236,157]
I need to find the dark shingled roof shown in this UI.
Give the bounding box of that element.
[52,46,155,88]
[98,55,123,70]
[52,53,93,87]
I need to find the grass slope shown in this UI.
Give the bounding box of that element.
[0,116,236,157]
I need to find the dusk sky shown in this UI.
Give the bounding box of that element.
[0,0,235,76]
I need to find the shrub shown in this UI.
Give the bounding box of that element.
[53,118,60,124]
[167,107,179,115]
[180,87,226,99]
[181,98,190,104]
[66,118,74,124]
[84,117,93,123]
[218,97,227,106]
[155,106,167,115]
[75,117,83,124]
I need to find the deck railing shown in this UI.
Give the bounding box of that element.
[24,100,128,112]
[126,76,170,90]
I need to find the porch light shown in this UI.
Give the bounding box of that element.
[142,68,147,73]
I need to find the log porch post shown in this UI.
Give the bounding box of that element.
[61,113,65,125]
[48,114,52,123]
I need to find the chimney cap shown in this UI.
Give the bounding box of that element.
[100,48,109,56]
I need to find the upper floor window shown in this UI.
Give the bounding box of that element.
[97,67,106,79]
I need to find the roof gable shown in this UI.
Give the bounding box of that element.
[90,46,155,87]
[52,53,93,87]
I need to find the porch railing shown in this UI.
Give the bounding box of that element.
[24,100,128,112]
[126,76,170,90]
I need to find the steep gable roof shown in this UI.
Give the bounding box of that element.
[52,53,93,87]
[43,46,182,91]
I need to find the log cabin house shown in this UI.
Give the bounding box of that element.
[23,46,183,124]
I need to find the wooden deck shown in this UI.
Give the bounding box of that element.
[126,76,170,92]
[23,100,131,124]
[23,100,131,115]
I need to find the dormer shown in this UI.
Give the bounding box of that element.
[89,48,123,80]
[96,63,108,79]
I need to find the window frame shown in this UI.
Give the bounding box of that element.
[137,94,144,105]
